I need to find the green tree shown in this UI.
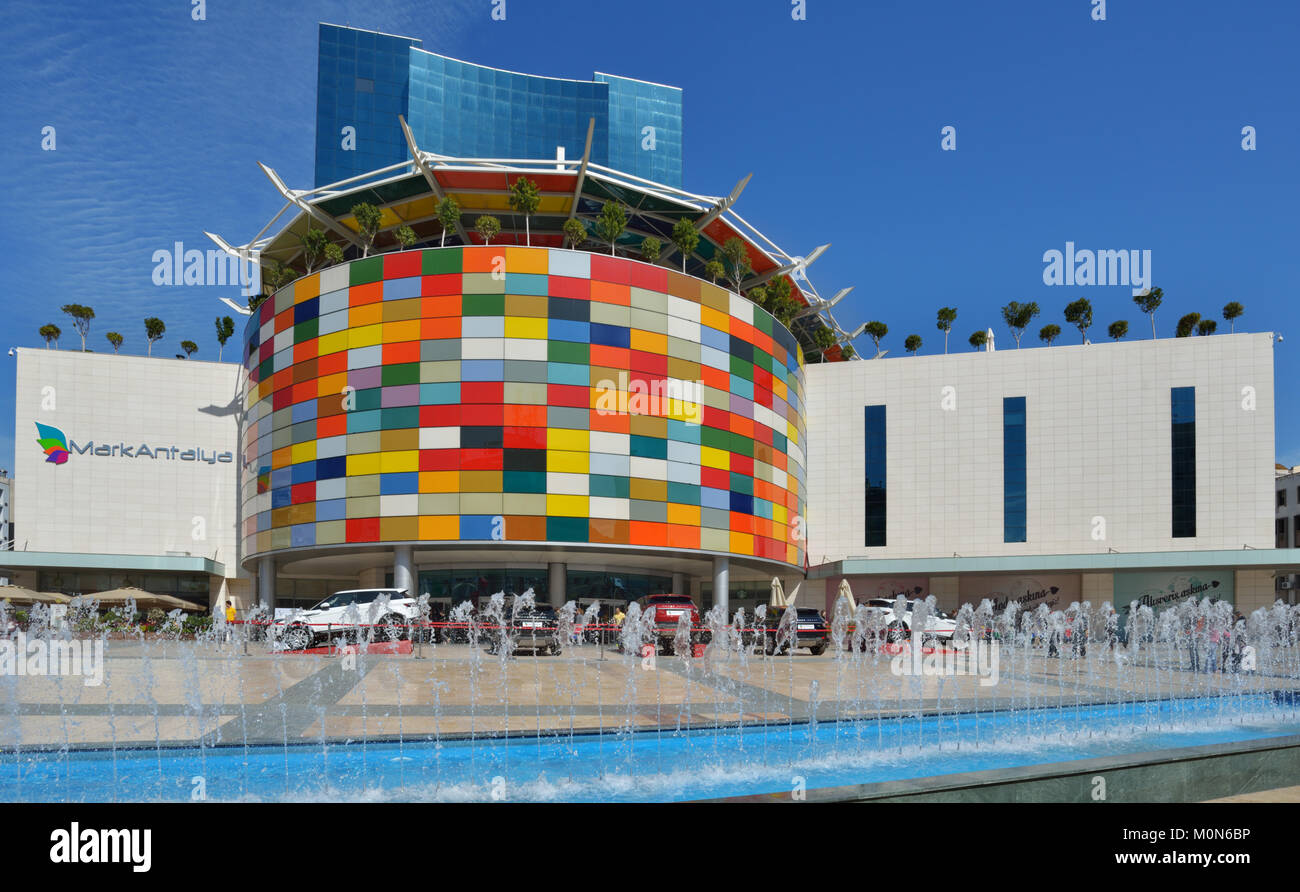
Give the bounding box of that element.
[247,294,268,312]
[670,217,699,272]
[263,261,294,296]
[1107,320,1129,341]
[180,340,198,358]
[704,260,725,284]
[507,176,541,246]
[748,285,769,312]
[1000,301,1040,348]
[105,332,123,354]
[839,345,856,360]
[562,217,586,250]
[593,202,627,255]
[61,303,95,351]
[640,236,663,265]
[1175,312,1200,338]
[863,321,888,358]
[812,324,836,359]
[474,215,501,246]
[904,334,922,355]
[1063,297,1094,343]
[1133,287,1164,338]
[720,237,752,293]
[969,330,988,351]
[1222,301,1244,333]
[301,227,329,272]
[436,197,461,248]
[324,243,345,267]
[215,316,235,362]
[936,307,957,354]
[39,323,61,349]
[1197,319,1217,336]
[350,202,383,257]
[1039,324,1061,345]
[144,317,166,356]
[393,224,416,250]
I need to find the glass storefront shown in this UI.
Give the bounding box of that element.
[408,567,672,616]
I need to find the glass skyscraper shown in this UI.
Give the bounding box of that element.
[314,24,683,189]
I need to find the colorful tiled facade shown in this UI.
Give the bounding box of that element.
[240,247,807,569]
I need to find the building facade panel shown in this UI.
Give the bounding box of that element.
[240,247,806,568]
[805,334,1275,563]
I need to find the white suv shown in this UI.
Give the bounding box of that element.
[864,598,959,643]
[269,588,418,651]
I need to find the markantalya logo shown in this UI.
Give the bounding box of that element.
[35,422,69,465]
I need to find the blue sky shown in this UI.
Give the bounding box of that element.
[1,0,1297,475]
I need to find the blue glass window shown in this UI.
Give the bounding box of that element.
[1171,386,1196,538]
[864,405,886,547]
[1003,397,1027,543]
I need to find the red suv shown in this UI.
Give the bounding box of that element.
[636,594,702,654]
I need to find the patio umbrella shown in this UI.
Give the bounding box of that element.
[0,585,70,606]
[73,587,172,610]
[769,577,788,609]
[837,578,857,612]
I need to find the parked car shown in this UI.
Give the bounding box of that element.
[635,594,702,654]
[487,601,561,655]
[758,607,829,655]
[268,588,418,650]
[863,598,958,644]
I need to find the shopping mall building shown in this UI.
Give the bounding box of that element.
[5,24,1299,619]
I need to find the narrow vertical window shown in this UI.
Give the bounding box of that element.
[1171,386,1196,538]
[864,405,886,547]
[1003,397,1027,543]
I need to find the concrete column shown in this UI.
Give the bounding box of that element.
[712,556,729,613]
[393,545,414,596]
[672,572,686,594]
[258,557,276,611]
[548,562,566,606]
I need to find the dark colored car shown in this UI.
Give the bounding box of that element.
[635,594,702,654]
[486,601,561,655]
[759,607,829,655]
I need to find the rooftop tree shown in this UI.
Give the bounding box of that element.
[1001,301,1040,348]
[640,236,663,265]
[1108,320,1129,341]
[720,237,752,293]
[1063,297,1093,343]
[704,260,725,284]
[436,197,461,248]
[301,227,329,272]
[39,323,61,349]
[562,217,586,250]
[393,225,416,251]
[215,316,235,361]
[1133,287,1164,338]
[60,304,95,351]
[1039,324,1061,345]
[1222,301,1244,333]
[324,243,344,267]
[1197,319,1217,336]
[474,215,501,246]
[594,202,627,255]
[180,340,198,358]
[105,331,123,354]
[904,334,922,355]
[670,217,699,272]
[350,202,383,257]
[507,176,541,246]
[1175,312,1201,338]
[936,306,957,354]
[144,317,166,356]
[863,321,888,358]
[969,330,988,351]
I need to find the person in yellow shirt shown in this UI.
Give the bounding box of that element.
[224,601,236,644]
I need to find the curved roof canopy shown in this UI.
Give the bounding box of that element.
[210,118,861,361]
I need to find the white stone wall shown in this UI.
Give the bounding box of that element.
[805,333,1275,562]
[13,349,242,574]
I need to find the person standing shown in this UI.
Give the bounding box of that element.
[223,600,237,645]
